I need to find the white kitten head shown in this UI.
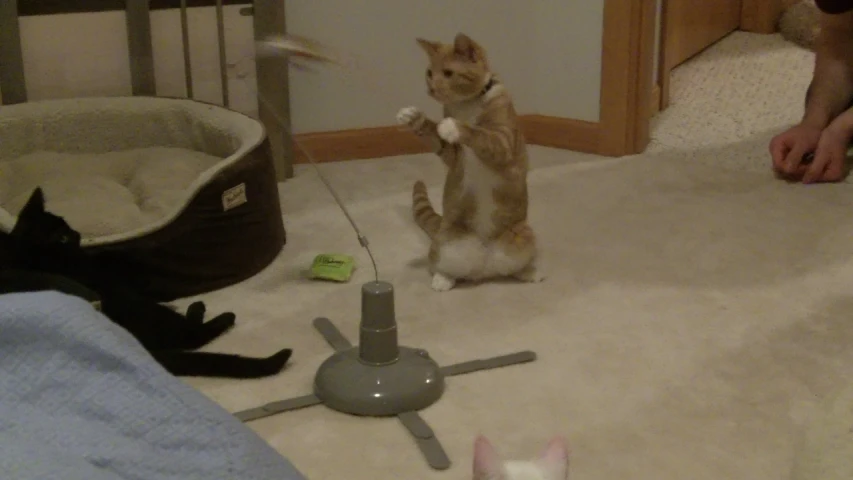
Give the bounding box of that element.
[473,435,570,480]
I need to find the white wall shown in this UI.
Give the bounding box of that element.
[529,1,604,121]
[4,6,259,116]
[3,1,606,134]
[285,0,604,133]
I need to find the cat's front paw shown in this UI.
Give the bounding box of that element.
[397,106,424,129]
[437,118,462,143]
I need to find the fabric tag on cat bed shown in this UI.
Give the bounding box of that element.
[310,254,355,282]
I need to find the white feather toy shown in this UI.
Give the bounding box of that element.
[255,34,341,70]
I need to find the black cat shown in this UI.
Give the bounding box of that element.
[0,187,292,379]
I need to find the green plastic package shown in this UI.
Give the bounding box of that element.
[310,254,356,282]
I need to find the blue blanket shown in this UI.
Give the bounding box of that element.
[0,291,306,480]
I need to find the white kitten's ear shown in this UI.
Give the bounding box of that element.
[473,435,504,479]
[416,38,441,57]
[536,436,570,480]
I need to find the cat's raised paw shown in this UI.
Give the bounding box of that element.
[437,118,461,143]
[431,272,456,292]
[396,106,424,128]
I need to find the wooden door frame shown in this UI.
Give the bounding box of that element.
[598,0,783,156]
[524,0,658,157]
[597,0,659,156]
[656,0,783,111]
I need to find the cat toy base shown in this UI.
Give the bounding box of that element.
[232,280,537,471]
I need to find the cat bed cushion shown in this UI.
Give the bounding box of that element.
[0,96,286,301]
[0,290,307,480]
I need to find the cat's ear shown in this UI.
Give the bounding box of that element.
[416,38,441,57]
[19,187,46,217]
[453,33,483,62]
[473,435,504,479]
[535,436,570,480]
[11,187,45,235]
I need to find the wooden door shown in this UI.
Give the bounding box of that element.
[656,0,745,112]
[665,0,743,69]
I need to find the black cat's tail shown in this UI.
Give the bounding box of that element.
[152,348,293,379]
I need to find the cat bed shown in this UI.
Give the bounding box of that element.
[0,96,286,301]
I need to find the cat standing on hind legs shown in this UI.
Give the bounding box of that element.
[396,33,544,292]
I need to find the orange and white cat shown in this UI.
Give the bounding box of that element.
[472,435,570,480]
[396,33,543,292]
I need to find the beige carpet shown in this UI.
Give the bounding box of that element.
[176,32,853,479]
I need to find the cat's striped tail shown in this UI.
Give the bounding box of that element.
[412,180,441,239]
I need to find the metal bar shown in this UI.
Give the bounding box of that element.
[125,0,157,96]
[180,0,194,98]
[439,351,537,377]
[232,394,323,422]
[215,0,230,107]
[253,0,294,180]
[397,412,452,470]
[0,0,27,104]
[312,317,354,352]
[18,1,252,17]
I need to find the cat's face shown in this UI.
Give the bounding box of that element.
[416,33,492,105]
[11,188,81,249]
[473,435,569,480]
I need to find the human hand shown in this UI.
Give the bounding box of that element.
[801,124,849,183]
[769,123,823,181]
